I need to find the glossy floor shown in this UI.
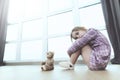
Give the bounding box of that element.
[0,64,120,80]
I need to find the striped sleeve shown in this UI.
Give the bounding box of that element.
[67,28,97,54]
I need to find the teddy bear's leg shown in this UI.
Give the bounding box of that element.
[51,67,54,70]
[46,66,54,71]
[51,66,54,70]
[41,66,44,71]
[41,65,47,71]
[41,62,46,65]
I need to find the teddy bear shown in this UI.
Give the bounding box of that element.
[41,51,54,71]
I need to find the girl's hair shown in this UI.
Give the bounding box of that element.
[70,26,87,42]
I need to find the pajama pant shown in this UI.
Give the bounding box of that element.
[89,45,111,70]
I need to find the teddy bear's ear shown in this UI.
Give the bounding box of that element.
[48,51,54,54]
[51,51,54,54]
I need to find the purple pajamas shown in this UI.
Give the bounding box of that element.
[67,28,111,70]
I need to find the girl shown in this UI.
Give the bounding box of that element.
[59,26,111,70]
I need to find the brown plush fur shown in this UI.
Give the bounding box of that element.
[41,51,54,71]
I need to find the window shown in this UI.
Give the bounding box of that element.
[78,0,100,7]
[48,0,73,12]
[22,19,43,40]
[4,43,17,60]
[79,4,105,29]
[48,12,74,35]
[7,0,23,23]
[48,36,71,60]
[4,0,111,62]
[21,40,42,61]
[23,0,45,20]
[6,24,19,41]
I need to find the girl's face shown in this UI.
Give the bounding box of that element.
[72,30,86,40]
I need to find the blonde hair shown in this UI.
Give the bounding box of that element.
[70,26,87,41]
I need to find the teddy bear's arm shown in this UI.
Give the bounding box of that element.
[47,59,54,66]
[41,61,46,65]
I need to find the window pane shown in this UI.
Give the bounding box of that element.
[6,24,19,41]
[48,12,74,35]
[24,0,45,20]
[48,0,72,12]
[78,0,100,7]
[21,40,42,60]
[7,0,24,23]
[7,0,45,23]
[22,19,43,40]
[79,4,105,29]
[4,43,17,61]
[48,36,72,60]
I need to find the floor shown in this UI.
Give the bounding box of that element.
[0,64,120,80]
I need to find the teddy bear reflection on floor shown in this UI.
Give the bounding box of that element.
[41,51,54,71]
